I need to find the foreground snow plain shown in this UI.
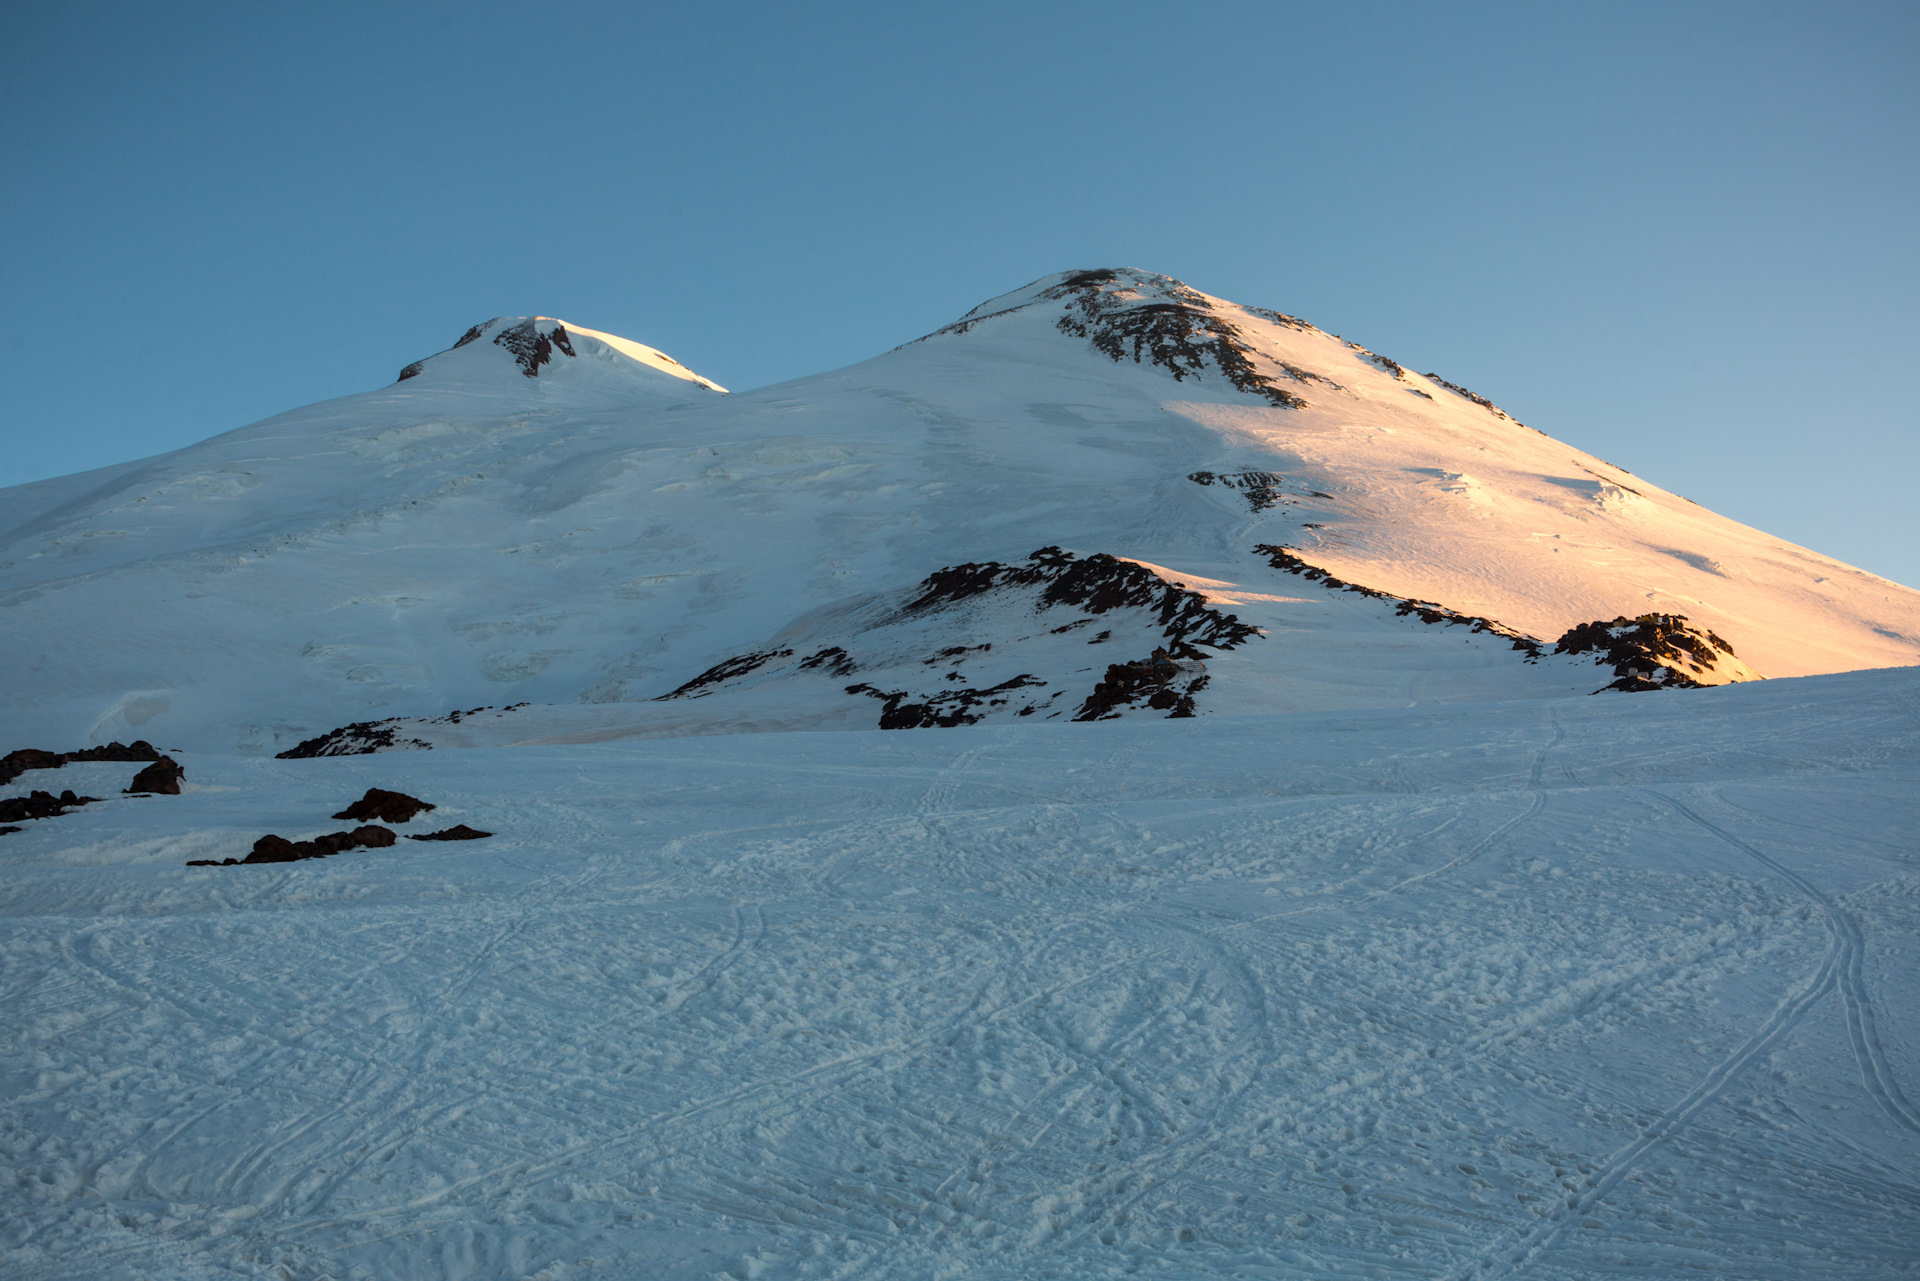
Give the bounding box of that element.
[4,667,1916,1280]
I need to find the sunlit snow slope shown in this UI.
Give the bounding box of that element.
[2,272,1915,754]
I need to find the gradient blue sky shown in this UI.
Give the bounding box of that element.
[5,2,1917,586]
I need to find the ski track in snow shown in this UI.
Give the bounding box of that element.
[0,675,1916,1279]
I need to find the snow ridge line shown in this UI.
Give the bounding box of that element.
[1654,790,1920,1136]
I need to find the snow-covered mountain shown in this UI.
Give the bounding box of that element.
[2,269,1914,754]
[5,273,1919,1281]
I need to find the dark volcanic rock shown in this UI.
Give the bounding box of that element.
[407,825,493,842]
[1552,614,1742,691]
[660,649,795,700]
[1190,470,1282,512]
[847,674,1048,730]
[0,826,18,837]
[1074,648,1207,721]
[125,757,184,795]
[494,319,577,377]
[659,546,1261,727]
[333,788,436,823]
[3,741,165,787]
[0,789,103,823]
[278,720,433,758]
[1044,272,1311,409]
[898,548,1260,651]
[926,271,1320,409]
[66,741,162,763]
[0,749,64,786]
[225,824,399,866]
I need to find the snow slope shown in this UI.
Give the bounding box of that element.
[1,668,1916,1279]
[2,270,1915,754]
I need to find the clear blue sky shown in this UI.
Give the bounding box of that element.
[5,2,1916,586]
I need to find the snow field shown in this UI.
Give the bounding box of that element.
[1,668,1916,1279]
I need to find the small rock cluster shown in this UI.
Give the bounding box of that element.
[1,741,165,787]
[188,788,490,867]
[1,788,101,825]
[0,741,181,836]
[1075,647,1208,720]
[1551,615,1740,691]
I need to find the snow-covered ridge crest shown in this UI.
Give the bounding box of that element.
[396,316,727,392]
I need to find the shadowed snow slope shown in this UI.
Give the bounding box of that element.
[1,270,1916,755]
[1,669,1916,1279]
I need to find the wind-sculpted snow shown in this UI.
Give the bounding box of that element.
[1,669,1916,1279]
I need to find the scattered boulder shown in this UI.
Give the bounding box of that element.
[333,788,436,823]
[1,749,66,784]
[1,741,165,787]
[0,826,18,837]
[0,789,102,823]
[126,757,185,795]
[189,824,398,867]
[407,825,493,842]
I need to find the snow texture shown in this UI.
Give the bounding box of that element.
[1,672,1917,1279]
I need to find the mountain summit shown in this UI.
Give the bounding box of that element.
[2,270,1914,752]
[394,315,728,392]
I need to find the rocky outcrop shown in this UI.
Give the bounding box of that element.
[1,741,162,787]
[125,756,184,795]
[278,720,433,758]
[1552,615,1748,691]
[900,547,1260,649]
[0,789,101,823]
[1074,648,1208,721]
[493,319,577,377]
[407,825,492,842]
[189,825,397,867]
[1046,271,1311,409]
[333,788,436,823]
[0,749,63,785]
[927,269,1323,410]
[659,547,1261,729]
[845,674,1048,729]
